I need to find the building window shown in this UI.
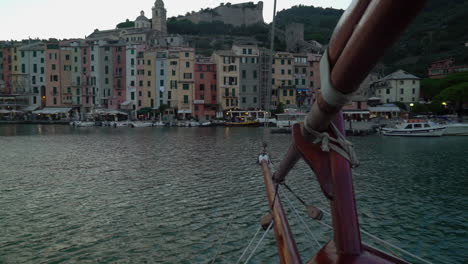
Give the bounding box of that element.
[148,71,152,76]
[183,95,189,104]
[200,73,204,79]
[242,85,246,92]
[226,99,229,106]
[168,91,172,99]
[148,81,151,87]
[386,89,390,94]
[138,100,142,107]
[242,97,246,103]
[225,88,229,96]
[183,84,189,90]
[242,70,246,79]
[148,91,151,98]
[186,62,190,68]
[400,80,404,85]
[183,73,192,79]
[185,52,189,58]
[412,88,415,94]
[160,69,164,75]
[131,92,135,100]
[253,70,257,79]
[200,84,205,90]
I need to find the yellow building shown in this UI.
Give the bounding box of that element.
[176,48,195,118]
[272,52,295,106]
[213,50,239,110]
[143,51,156,109]
[59,48,73,106]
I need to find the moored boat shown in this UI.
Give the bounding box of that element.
[70,121,95,127]
[381,119,445,137]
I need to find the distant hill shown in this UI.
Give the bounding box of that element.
[274,5,344,44]
[274,1,468,77]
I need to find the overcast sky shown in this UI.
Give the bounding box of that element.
[0,0,351,41]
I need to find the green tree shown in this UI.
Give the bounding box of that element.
[434,82,468,113]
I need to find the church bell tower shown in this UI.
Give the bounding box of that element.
[152,0,167,34]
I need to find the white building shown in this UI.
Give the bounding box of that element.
[372,69,420,104]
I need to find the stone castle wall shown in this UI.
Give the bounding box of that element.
[177,2,264,27]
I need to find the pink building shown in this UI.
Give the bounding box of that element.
[45,43,62,107]
[109,45,126,110]
[135,44,146,111]
[80,44,92,110]
[194,62,217,120]
[1,47,12,95]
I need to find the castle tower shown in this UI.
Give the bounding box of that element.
[152,0,167,34]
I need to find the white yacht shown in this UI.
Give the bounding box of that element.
[381,120,446,137]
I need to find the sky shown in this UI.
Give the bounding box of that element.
[0,0,351,41]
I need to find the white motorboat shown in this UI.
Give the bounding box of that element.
[443,123,468,136]
[130,121,153,128]
[276,110,307,128]
[381,119,446,137]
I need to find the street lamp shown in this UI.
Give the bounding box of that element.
[442,102,447,106]
[410,103,414,107]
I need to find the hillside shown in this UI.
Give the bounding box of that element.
[274,0,468,77]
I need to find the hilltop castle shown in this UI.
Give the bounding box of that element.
[176,2,264,27]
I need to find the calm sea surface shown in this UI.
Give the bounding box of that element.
[0,125,467,263]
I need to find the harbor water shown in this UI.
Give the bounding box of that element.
[0,125,467,263]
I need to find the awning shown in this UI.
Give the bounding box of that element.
[343,111,370,115]
[121,100,132,106]
[368,106,401,113]
[178,110,192,114]
[93,109,128,115]
[23,105,39,112]
[0,110,10,114]
[296,88,310,92]
[33,108,72,115]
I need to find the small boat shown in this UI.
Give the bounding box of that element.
[381,119,446,137]
[225,120,261,127]
[276,111,307,128]
[130,121,153,128]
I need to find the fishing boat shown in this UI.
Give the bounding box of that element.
[381,119,446,137]
[242,1,433,264]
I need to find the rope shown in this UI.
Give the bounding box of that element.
[281,187,322,250]
[303,121,360,167]
[235,225,263,264]
[243,220,274,264]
